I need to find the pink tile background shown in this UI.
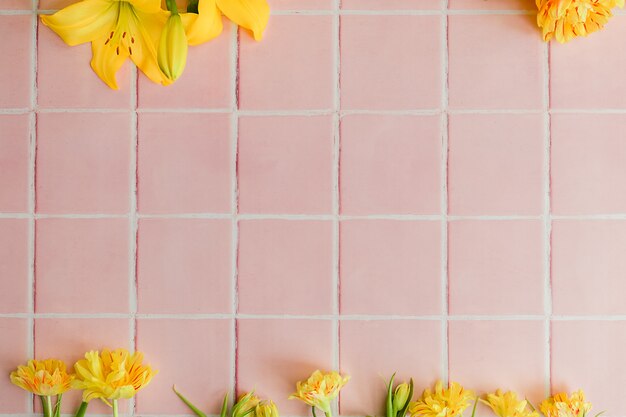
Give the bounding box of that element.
[2,1,626,417]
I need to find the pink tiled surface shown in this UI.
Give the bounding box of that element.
[3,1,626,416]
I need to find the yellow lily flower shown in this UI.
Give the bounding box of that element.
[72,349,156,408]
[41,0,169,89]
[539,391,592,417]
[409,381,475,417]
[10,359,74,396]
[536,0,624,43]
[289,370,350,417]
[182,0,224,45]
[216,0,270,41]
[481,390,538,417]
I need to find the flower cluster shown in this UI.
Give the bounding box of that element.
[536,0,624,43]
[40,0,269,89]
[10,349,155,417]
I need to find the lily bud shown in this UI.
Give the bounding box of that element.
[158,13,188,83]
[393,383,411,413]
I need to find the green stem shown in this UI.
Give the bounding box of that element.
[165,0,179,14]
[312,407,317,417]
[53,394,63,417]
[324,412,333,417]
[113,399,119,417]
[75,402,89,417]
[41,396,51,417]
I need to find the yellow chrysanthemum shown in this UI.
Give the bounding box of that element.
[409,381,475,417]
[481,390,539,417]
[10,359,74,396]
[73,349,156,406]
[289,370,350,416]
[536,0,624,43]
[539,391,592,417]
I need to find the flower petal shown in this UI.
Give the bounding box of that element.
[216,0,269,41]
[40,0,117,46]
[182,0,223,45]
[91,33,129,89]
[131,9,170,85]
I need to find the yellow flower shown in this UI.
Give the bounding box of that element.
[233,392,262,417]
[73,349,155,406]
[217,0,270,41]
[409,381,475,417]
[10,359,73,396]
[289,370,350,416]
[41,0,169,89]
[158,12,188,82]
[481,390,539,417]
[182,0,223,45]
[536,0,624,43]
[256,401,280,417]
[539,391,592,417]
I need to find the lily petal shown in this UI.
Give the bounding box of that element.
[182,0,223,45]
[216,0,269,41]
[91,32,129,89]
[132,8,171,85]
[40,0,116,46]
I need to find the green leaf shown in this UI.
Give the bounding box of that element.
[386,373,396,417]
[74,402,89,417]
[593,411,606,417]
[220,393,229,417]
[172,385,208,417]
[526,399,537,412]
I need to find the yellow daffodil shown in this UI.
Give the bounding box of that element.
[73,349,155,411]
[289,370,350,417]
[256,401,280,417]
[10,359,74,396]
[409,381,475,417]
[539,391,592,417]
[158,10,188,82]
[481,390,538,417]
[41,0,169,89]
[536,0,624,43]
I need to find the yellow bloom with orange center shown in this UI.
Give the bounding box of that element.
[10,359,74,396]
[72,349,155,405]
[409,381,475,417]
[481,390,538,417]
[289,370,350,416]
[539,391,592,417]
[536,0,624,43]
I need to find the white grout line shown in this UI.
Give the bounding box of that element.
[8,107,626,115]
[7,312,626,320]
[542,37,553,399]
[440,0,450,385]
[229,22,240,402]
[128,65,139,417]
[6,212,626,220]
[332,0,341,414]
